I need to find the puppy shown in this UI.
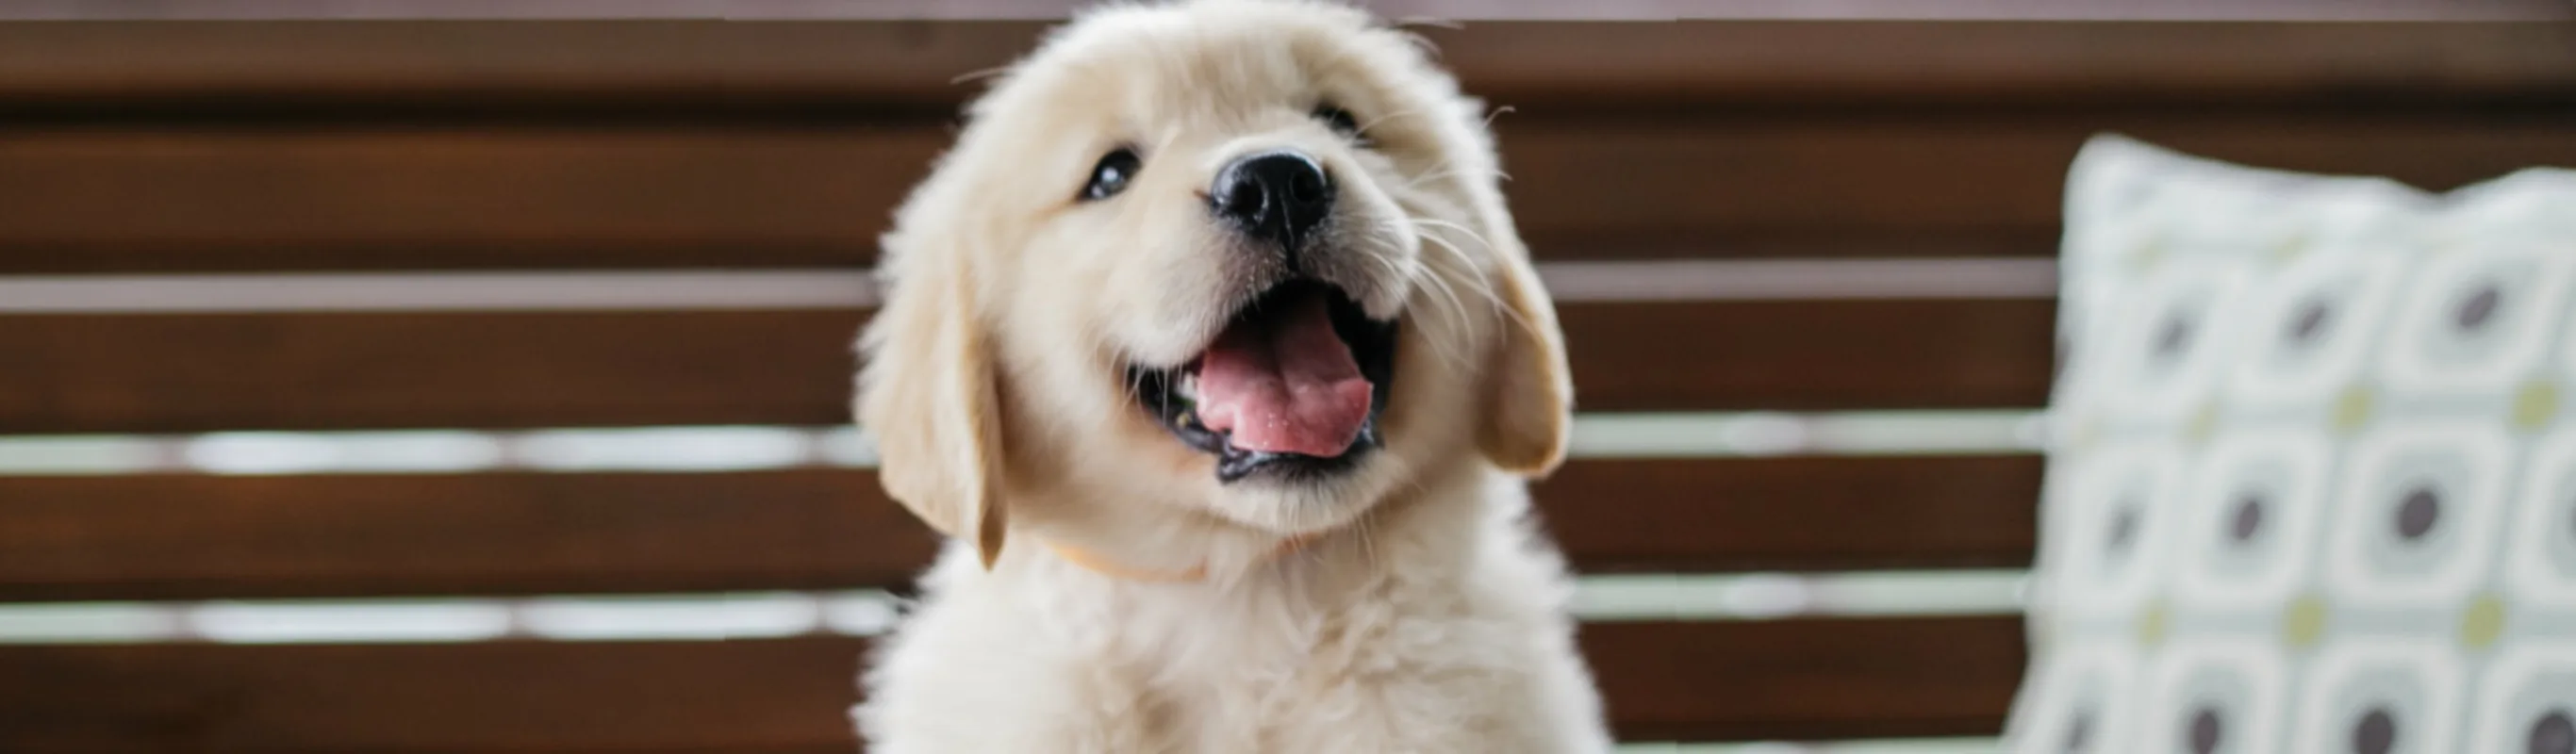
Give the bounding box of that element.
[852,1,1611,751]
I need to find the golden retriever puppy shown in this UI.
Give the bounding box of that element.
[852,1,1610,750]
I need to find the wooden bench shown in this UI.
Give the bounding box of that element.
[0,5,2569,750]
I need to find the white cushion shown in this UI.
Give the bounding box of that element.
[2007,134,2576,754]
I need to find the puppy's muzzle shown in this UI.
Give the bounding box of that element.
[1211,150,1333,256]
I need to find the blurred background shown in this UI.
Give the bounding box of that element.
[0,1,2570,752]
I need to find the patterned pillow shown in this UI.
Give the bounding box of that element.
[2006,135,2576,754]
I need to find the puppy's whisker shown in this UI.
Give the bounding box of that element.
[1353,107,1425,136]
[1400,160,1509,189]
[1406,221,1475,267]
[1412,229,1544,341]
[1405,227,1486,300]
[1411,223,1514,309]
[948,64,1016,87]
[1395,164,1476,192]
[1106,339,1151,411]
[1396,273,1469,375]
[1398,162,1467,184]
[1343,221,1466,372]
[1409,218,1494,254]
[1411,230,1503,309]
[1415,267,1472,332]
[1395,259,1474,373]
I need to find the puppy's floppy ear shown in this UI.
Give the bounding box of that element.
[1476,235,1574,477]
[857,221,1010,568]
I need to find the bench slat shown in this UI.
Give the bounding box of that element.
[0,129,938,272]
[0,470,933,601]
[0,616,2026,749]
[4,120,2572,271]
[1,20,2568,111]
[1543,456,2041,574]
[0,310,869,433]
[0,300,2056,434]
[0,457,2039,601]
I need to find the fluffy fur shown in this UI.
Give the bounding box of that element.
[851,1,1611,751]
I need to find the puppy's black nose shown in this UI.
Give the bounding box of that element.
[1211,150,1333,253]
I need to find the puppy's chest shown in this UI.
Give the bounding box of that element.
[1081,593,1511,753]
[1123,616,1401,753]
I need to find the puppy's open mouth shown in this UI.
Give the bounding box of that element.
[1126,280,1397,484]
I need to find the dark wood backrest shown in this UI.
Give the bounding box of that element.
[2,5,2570,751]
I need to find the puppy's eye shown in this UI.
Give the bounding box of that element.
[1312,104,1365,141]
[1082,148,1142,201]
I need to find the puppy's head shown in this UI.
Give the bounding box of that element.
[859,0,1569,568]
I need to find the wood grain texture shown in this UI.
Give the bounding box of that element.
[3,118,2570,271]
[1558,299,2056,413]
[0,470,937,602]
[1,0,2566,20]
[0,457,2039,601]
[1537,456,2042,573]
[0,310,872,433]
[1502,118,2576,260]
[1593,616,2026,742]
[0,129,939,272]
[0,21,2567,112]
[0,638,870,754]
[0,299,2053,434]
[0,617,2026,750]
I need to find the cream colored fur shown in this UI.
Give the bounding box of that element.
[851,1,1610,751]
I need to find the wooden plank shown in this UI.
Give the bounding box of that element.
[0,638,868,754]
[0,21,2567,113]
[1537,456,2042,573]
[0,471,938,602]
[1558,299,2056,412]
[0,617,2025,750]
[1429,21,2576,111]
[0,457,2039,601]
[4,118,2572,271]
[1497,118,2576,258]
[0,0,2565,21]
[0,310,872,433]
[1592,616,2025,742]
[0,300,2052,434]
[0,129,941,272]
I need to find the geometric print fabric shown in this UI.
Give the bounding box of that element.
[2007,135,2576,754]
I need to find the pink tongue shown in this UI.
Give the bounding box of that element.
[1195,293,1373,457]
